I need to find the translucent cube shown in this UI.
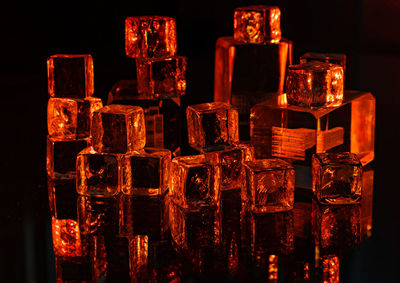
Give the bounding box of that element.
[136,56,187,99]
[214,37,292,140]
[119,195,166,240]
[300,52,346,74]
[107,83,182,154]
[52,217,85,257]
[361,167,374,238]
[122,148,171,196]
[206,143,254,190]
[244,159,295,213]
[47,136,88,179]
[125,16,177,59]
[47,97,103,139]
[77,196,119,235]
[312,152,362,204]
[250,90,375,165]
[48,179,79,220]
[168,200,221,252]
[312,201,361,253]
[186,102,239,152]
[91,105,146,153]
[286,61,344,108]
[170,155,220,209]
[234,6,281,44]
[47,54,94,98]
[76,148,123,197]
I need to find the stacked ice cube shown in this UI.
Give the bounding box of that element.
[46,54,103,179]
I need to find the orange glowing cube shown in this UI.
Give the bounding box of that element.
[205,143,254,190]
[91,105,146,153]
[300,52,346,72]
[52,218,85,258]
[244,159,295,213]
[186,102,239,152]
[312,201,361,253]
[122,147,171,196]
[170,155,220,209]
[286,61,344,108]
[47,54,94,98]
[251,90,375,166]
[312,153,362,205]
[136,56,187,99]
[234,6,281,44]
[361,167,373,238]
[76,148,123,197]
[125,16,177,59]
[47,97,103,139]
[321,256,340,283]
[47,136,88,179]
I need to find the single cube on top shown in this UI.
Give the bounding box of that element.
[136,56,187,99]
[91,105,146,153]
[47,97,103,139]
[170,155,220,209]
[300,52,346,72]
[244,158,295,213]
[286,61,344,108]
[125,16,177,59]
[186,102,239,152]
[312,152,362,205]
[122,147,171,196]
[47,54,94,98]
[234,6,281,44]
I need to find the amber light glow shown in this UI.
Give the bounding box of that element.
[129,235,149,279]
[52,218,84,257]
[322,256,339,283]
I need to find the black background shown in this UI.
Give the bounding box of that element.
[1,0,400,282]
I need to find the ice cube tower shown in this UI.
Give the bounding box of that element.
[46,54,103,179]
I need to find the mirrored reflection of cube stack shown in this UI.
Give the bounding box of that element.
[107,16,187,156]
[214,6,293,140]
[46,54,103,179]
[251,53,375,167]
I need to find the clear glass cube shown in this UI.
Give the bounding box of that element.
[186,102,239,152]
[234,6,281,44]
[170,155,220,209]
[125,16,177,59]
[206,143,254,190]
[47,136,88,179]
[312,152,362,204]
[244,158,295,213]
[76,148,123,197]
[286,61,344,108]
[122,148,171,196]
[47,97,103,139]
[47,54,94,98]
[136,56,187,99]
[91,105,146,153]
